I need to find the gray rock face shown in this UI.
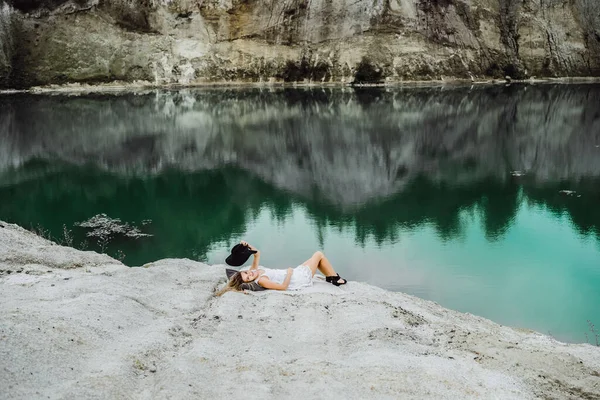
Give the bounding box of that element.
[1,220,600,399]
[2,0,600,88]
[0,0,15,87]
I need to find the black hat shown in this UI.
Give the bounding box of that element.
[225,243,257,267]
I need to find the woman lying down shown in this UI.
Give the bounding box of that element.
[217,241,347,296]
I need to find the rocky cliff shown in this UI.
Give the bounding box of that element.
[1,0,600,88]
[0,0,15,87]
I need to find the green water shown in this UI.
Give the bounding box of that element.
[1,85,599,343]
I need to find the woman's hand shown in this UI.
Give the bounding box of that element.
[240,240,257,251]
[287,267,293,275]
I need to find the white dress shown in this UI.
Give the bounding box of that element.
[255,265,313,290]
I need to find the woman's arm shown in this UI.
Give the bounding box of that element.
[250,249,260,270]
[257,268,292,290]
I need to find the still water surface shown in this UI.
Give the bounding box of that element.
[1,85,599,343]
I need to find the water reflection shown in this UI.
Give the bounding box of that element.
[1,85,600,342]
[0,161,598,265]
[1,85,600,249]
[2,85,600,202]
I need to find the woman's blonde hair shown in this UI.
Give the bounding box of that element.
[215,271,245,296]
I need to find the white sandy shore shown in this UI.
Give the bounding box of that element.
[1,220,599,399]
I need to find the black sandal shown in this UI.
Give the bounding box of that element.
[326,273,347,286]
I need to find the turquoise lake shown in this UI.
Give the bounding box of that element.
[1,84,599,343]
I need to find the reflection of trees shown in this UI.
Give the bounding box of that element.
[523,181,600,239]
[0,163,293,265]
[305,176,523,245]
[2,161,598,265]
[311,176,598,246]
[479,180,521,240]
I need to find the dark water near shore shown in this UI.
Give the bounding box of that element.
[1,84,600,343]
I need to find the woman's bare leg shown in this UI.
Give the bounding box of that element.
[301,251,325,276]
[301,251,346,283]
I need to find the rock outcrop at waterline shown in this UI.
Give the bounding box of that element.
[1,0,600,88]
[1,220,600,399]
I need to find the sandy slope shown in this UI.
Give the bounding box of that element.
[1,220,599,399]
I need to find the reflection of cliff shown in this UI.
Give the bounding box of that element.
[1,85,599,207]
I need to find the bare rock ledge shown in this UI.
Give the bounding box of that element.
[1,220,599,399]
